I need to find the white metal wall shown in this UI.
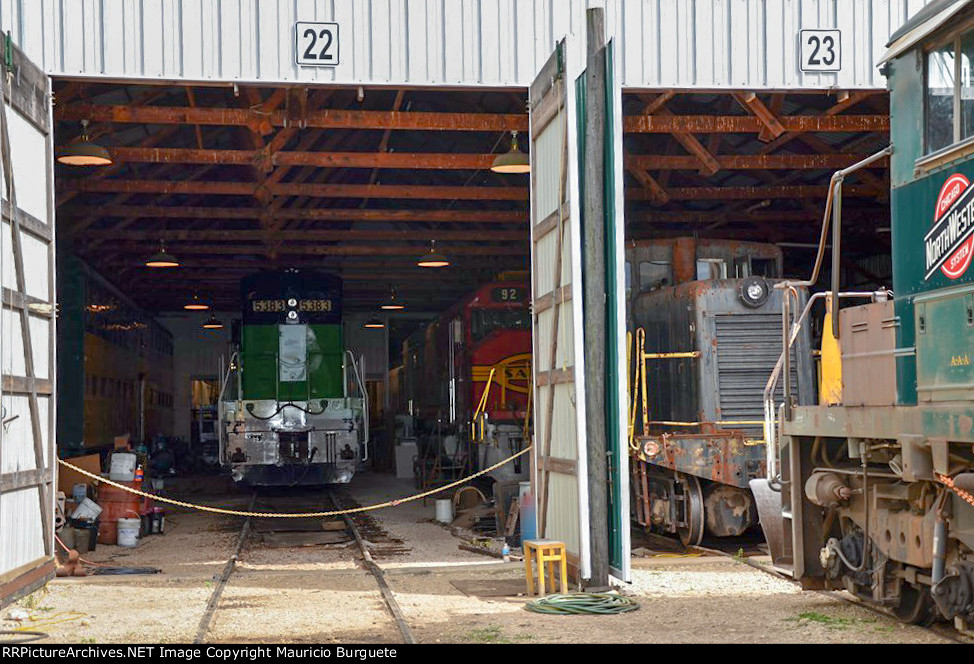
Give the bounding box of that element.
[0,44,55,605]
[0,0,939,90]
[157,313,230,441]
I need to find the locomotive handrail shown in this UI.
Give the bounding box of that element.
[775,146,892,293]
[472,367,496,442]
[217,351,239,464]
[345,350,369,462]
[764,145,893,486]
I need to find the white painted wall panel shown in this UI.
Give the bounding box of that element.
[1,105,49,224]
[0,46,56,597]
[0,0,941,89]
[0,487,45,573]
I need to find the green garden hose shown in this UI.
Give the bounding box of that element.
[524,593,639,615]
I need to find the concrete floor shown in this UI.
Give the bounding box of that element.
[1,471,954,644]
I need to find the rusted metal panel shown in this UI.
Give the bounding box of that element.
[634,432,764,490]
[840,300,899,407]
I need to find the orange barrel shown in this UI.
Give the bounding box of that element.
[97,480,143,545]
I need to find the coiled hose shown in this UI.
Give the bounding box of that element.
[524,593,639,615]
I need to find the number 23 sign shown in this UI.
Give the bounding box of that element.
[295,22,340,67]
[799,29,840,72]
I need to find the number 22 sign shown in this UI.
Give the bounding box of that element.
[799,30,840,72]
[295,22,340,67]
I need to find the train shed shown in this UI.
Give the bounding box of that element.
[0,0,953,646]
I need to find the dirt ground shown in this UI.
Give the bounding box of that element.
[1,472,954,644]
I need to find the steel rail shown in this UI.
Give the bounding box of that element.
[689,544,969,644]
[329,490,416,644]
[193,493,256,644]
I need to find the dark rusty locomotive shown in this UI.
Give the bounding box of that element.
[626,237,815,544]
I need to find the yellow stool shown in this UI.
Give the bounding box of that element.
[523,539,568,595]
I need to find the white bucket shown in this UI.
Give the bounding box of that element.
[116,517,141,547]
[109,452,137,481]
[435,498,453,524]
[70,497,103,521]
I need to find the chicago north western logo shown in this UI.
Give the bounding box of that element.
[925,173,974,280]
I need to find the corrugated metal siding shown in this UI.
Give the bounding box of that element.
[0,0,940,89]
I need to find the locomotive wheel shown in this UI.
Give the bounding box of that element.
[893,582,935,625]
[676,475,705,547]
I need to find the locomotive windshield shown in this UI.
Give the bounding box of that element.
[470,308,531,342]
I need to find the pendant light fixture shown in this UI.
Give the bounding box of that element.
[380,288,405,311]
[56,120,113,166]
[363,315,385,329]
[144,240,180,268]
[490,130,530,174]
[417,240,450,268]
[183,293,210,311]
[202,314,224,330]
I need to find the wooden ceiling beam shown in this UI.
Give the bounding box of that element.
[628,169,670,205]
[629,184,880,201]
[61,204,528,223]
[87,243,528,257]
[83,228,527,242]
[59,104,887,134]
[627,152,887,171]
[627,207,885,224]
[732,92,786,141]
[109,146,497,170]
[624,114,888,134]
[60,179,528,201]
[59,103,529,132]
[758,91,880,155]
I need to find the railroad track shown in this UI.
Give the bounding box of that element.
[193,489,415,644]
[688,542,972,644]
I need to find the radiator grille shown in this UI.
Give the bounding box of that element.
[713,314,799,434]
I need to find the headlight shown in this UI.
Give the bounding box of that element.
[738,276,771,308]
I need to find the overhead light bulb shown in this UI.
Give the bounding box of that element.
[364,316,385,329]
[417,240,450,268]
[490,130,530,174]
[380,289,405,311]
[202,315,224,330]
[144,241,180,268]
[56,120,113,166]
[183,293,210,311]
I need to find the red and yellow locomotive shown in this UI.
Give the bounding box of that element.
[392,272,532,496]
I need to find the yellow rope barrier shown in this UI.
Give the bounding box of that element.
[57,445,533,519]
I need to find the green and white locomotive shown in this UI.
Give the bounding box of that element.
[219,269,368,486]
[756,0,974,633]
